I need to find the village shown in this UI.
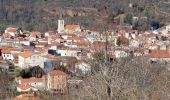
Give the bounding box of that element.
[0,16,170,99]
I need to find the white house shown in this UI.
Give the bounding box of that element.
[1,48,14,60]
[114,50,128,58]
[129,39,139,48]
[18,52,45,68]
[16,77,45,90]
[57,48,81,57]
[17,84,38,92]
[4,27,17,37]
[75,62,91,75]
[14,38,30,46]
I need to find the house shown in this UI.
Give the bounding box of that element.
[64,25,81,33]
[129,39,139,48]
[48,42,61,51]
[144,43,159,50]
[85,31,101,42]
[18,52,45,68]
[45,31,55,37]
[149,49,170,62]
[67,37,81,43]
[57,47,81,57]
[4,27,17,37]
[17,84,38,92]
[13,37,30,46]
[16,77,45,90]
[114,48,129,58]
[43,54,59,71]
[47,70,67,93]
[75,61,91,76]
[55,56,77,71]
[60,34,75,40]
[1,47,14,60]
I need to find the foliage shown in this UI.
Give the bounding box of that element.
[54,65,68,74]
[116,9,124,16]
[107,13,115,24]
[116,37,122,46]
[30,66,45,78]
[0,0,166,31]
[124,14,133,25]
[161,36,167,41]
[19,66,45,78]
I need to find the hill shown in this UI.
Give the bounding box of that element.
[0,0,169,32]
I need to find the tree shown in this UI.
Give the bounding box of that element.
[19,68,32,78]
[116,37,122,46]
[19,66,45,78]
[54,65,68,74]
[31,66,45,78]
[124,14,133,25]
[74,52,170,100]
[161,36,167,41]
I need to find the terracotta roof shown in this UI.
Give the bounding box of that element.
[20,77,43,84]
[67,37,81,41]
[6,27,17,33]
[36,42,48,46]
[149,50,170,58]
[3,33,11,38]
[17,84,33,90]
[49,70,66,76]
[30,31,42,36]
[65,25,80,31]
[50,42,61,46]
[14,37,29,42]
[58,47,79,51]
[1,47,11,53]
[19,52,33,58]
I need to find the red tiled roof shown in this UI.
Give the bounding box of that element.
[65,25,80,31]
[149,50,170,58]
[17,84,33,90]
[30,32,42,36]
[36,42,48,46]
[19,52,33,58]
[67,37,81,41]
[49,70,66,76]
[20,77,43,84]
[6,27,17,33]
[1,47,11,53]
[50,42,61,46]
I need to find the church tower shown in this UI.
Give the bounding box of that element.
[58,15,65,33]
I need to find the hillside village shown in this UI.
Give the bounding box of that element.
[1,16,170,99]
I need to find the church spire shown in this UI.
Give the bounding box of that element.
[58,10,65,33]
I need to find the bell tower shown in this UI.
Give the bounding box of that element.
[58,14,65,33]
